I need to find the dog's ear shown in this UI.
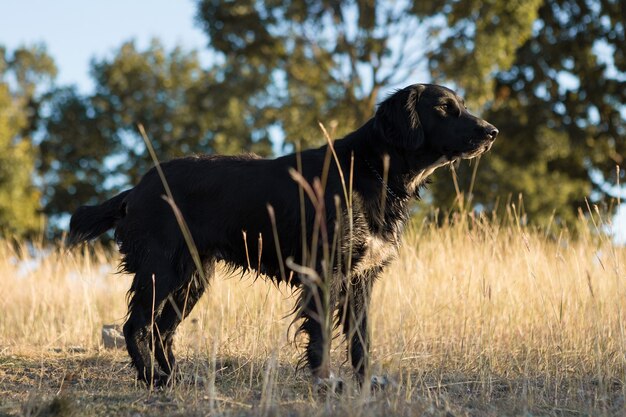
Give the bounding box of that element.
[374,85,425,150]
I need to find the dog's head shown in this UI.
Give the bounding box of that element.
[374,84,498,161]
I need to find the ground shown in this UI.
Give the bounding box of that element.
[5,349,623,416]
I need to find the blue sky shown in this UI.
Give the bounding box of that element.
[1,0,624,242]
[0,0,207,93]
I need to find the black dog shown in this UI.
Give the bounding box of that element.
[69,84,498,388]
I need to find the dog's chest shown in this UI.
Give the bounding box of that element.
[345,196,403,276]
[353,233,399,275]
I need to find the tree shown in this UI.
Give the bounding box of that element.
[196,0,430,148]
[90,40,273,183]
[39,87,115,218]
[39,0,625,229]
[0,45,56,237]
[40,40,274,220]
[417,0,626,225]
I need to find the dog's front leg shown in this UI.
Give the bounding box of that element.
[340,274,374,385]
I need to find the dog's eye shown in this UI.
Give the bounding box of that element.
[437,104,452,112]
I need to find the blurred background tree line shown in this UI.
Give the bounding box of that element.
[1,0,624,237]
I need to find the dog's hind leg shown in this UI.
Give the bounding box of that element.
[123,256,179,388]
[153,260,214,382]
[295,279,341,390]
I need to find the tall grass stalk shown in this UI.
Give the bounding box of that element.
[1,205,625,414]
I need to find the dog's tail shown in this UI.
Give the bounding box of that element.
[68,189,132,246]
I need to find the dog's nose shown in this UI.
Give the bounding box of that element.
[485,126,499,141]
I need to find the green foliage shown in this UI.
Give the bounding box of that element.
[39,87,114,216]
[420,0,625,225]
[91,40,271,181]
[415,0,542,107]
[33,0,625,231]
[40,40,274,219]
[196,0,423,148]
[0,45,56,237]
[41,2,427,220]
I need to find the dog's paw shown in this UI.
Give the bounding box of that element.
[148,372,171,390]
[370,375,395,392]
[314,373,345,395]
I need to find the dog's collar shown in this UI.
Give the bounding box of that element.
[363,158,402,200]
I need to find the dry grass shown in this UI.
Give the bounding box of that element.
[1,212,625,416]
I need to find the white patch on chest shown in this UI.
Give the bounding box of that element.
[353,233,400,275]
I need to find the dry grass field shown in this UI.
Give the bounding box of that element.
[1,210,625,416]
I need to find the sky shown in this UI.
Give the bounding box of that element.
[0,0,207,93]
[1,0,624,242]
